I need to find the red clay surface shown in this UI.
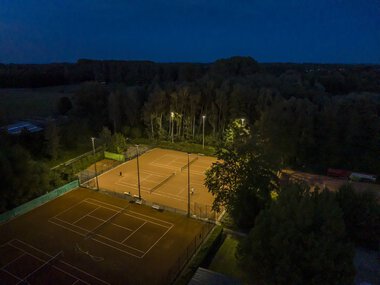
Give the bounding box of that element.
[282,169,380,198]
[93,148,218,216]
[0,187,212,285]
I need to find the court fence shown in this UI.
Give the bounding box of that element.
[0,180,79,224]
[97,188,221,222]
[78,145,152,188]
[164,221,215,285]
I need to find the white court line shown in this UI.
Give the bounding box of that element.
[2,268,23,281]
[121,221,147,243]
[150,162,178,171]
[152,189,186,200]
[50,198,175,258]
[72,207,100,224]
[83,199,173,228]
[8,241,93,285]
[115,181,150,190]
[0,252,25,271]
[11,239,110,285]
[51,207,151,254]
[149,154,179,165]
[127,210,174,227]
[140,170,167,177]
[124,213,171,228]
[85,199,174,226]
[91,237,143,259]
[150,190,187,202]
[91,231,145,254]
[87,215,133,232]
[141,225,173,258]
[52,200,88,219]
[49,218,86,237]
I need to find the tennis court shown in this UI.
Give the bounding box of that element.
[90,148,218,219]
[0,187,212,285]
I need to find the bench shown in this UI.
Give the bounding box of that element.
[135,199,142,205]
[152,204,161,210]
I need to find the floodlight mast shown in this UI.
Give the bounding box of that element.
[136,144,141,199]
[202,115,206,149]
[171,112,174,143]
[91,137,99,191]
[187,153,191,218]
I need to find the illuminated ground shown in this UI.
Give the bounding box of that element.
[0,187,212,285]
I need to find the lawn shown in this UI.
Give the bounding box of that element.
[0,85,80,122]
[208,233,251,284]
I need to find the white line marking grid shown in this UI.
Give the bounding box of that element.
[0,239,109,285]
[49,198,173,259]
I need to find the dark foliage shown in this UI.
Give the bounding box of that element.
[335,184,380,249]
[237,183,355,285]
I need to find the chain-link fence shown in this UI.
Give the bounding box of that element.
[79,145,152,188]
[163,222,214,284]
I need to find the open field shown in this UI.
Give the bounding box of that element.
[86,148,219,219]
[0,187,212,285]
[282,169,380,199]
[0,85,80,121]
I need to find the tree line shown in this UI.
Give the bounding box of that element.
[1,56,380,213]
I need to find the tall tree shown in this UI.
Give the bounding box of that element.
[238,183,355,285]
[205,122,279,228]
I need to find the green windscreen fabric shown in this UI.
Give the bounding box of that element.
[104,151,125,162]
[0,180,79,223]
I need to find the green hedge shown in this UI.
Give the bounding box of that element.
[174,225,224,285]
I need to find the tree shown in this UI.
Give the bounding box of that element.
[205,124,279,228]
[57,96,73,115]
[0,144,50,213]
[335,184,380,249]
[238,183,355,285]
[108,133,127,154]
[44,120,60,160]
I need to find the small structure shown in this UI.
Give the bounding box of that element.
[1,121,43,135]
[188,267,242,285]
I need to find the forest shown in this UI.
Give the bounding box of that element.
[1,56,380,212]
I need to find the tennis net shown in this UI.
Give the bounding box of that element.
[150,172,176,193]
[180,156,199,172]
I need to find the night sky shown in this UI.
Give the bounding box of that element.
[1,0,379,64]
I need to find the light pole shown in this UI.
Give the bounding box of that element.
[241,118,245,126]
[91,137,99,191]
[187,153,191,218]
[171,112,174,143]
[202,115,206,149]
[135,144,141,200]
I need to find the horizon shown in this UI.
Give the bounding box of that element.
[1,56,380,66]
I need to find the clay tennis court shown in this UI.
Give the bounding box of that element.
[91,148,218,219]
[282,169,380,199]
[0,187,212,285]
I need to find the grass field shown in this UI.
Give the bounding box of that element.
[0,187,212,285]
[208,234,250,283]
[84,148,220,220]
[0,85,80,121]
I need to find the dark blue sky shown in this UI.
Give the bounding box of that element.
[1,0,379,64]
